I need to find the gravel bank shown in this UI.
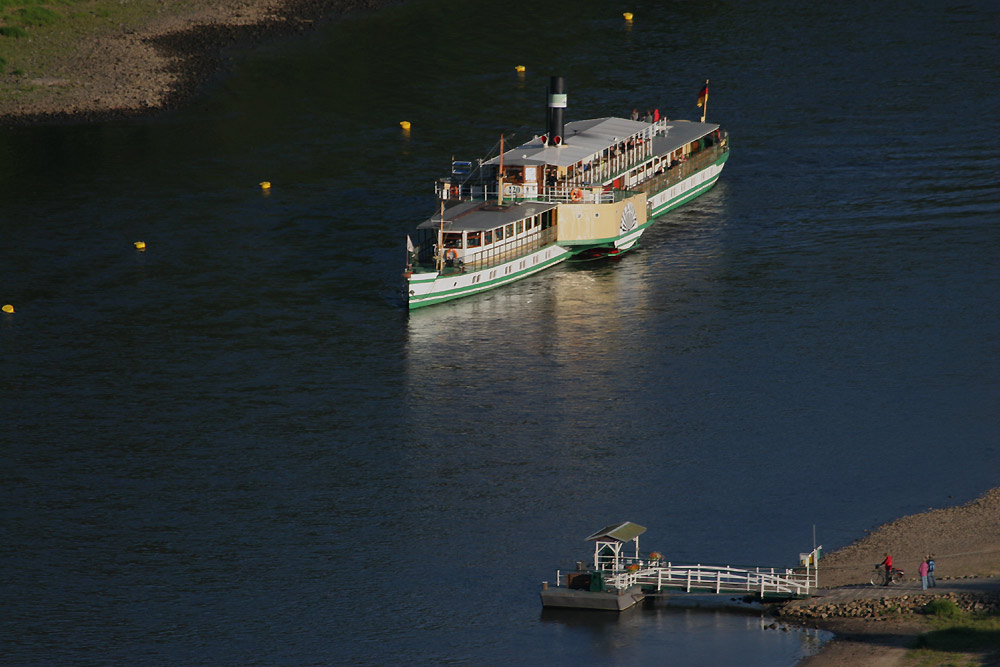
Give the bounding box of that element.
[814,487,1000,589]
[0,0,399,125]
[790,487,1000,666]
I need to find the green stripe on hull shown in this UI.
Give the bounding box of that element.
[649,153,728,218]
[408,250,568,309]
[649,173,721,218]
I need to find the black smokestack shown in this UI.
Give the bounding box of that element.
[546,76,566,146]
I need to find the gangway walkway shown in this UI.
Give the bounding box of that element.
[541,521,823,611]
[599,559,817,599]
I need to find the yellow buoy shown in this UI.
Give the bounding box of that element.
[2,304,13,314]
[514,65,525,73]
[623,12,633,20]
[259,181,271,190]
[134,241,146,251]
[399,121,411,130]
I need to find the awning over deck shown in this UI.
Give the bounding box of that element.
[415,200,557,233]
[489,118,720,168]
[585,521,647,543]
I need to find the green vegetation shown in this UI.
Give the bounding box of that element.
[14,6,60,26]
[1,1,68,47]
[0,0,175,101]
[924,598,964,621]
[906,601,1000,666]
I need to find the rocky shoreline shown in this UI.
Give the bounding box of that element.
[779,588,1000,622]
[0,0,400,126]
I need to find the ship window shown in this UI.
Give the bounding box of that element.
[484,230,493,244]
[495,227,504,241]
[505,224,514,237]
[443,232,462,248]
[516,221,523,234]
[467,231,481,248]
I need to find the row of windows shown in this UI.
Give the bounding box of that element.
[443,212,550,250]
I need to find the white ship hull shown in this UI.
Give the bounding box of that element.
[407,244,571,309]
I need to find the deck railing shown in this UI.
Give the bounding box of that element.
[471,185,618,205]
[443,142,726,207]
[552,544,822,600]
[629,143,727,199]
[599,561,816,598]
[464,227,557,273]
[419,226,559,276]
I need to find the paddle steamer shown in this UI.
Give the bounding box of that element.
[404,77,728,309]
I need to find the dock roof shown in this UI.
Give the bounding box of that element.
[585,521,647,543]
[489,118,719,168]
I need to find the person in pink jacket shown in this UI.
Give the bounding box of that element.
[919,557,930,590]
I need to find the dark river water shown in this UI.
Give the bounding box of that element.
[2,0,998,664]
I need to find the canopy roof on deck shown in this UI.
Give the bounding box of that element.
[487,118,720,169]
[416,200,558,233]
[585,521,647,543]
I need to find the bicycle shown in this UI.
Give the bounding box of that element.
[870,564,904,586]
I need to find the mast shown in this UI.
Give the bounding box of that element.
[497,134,504,205]
[436,200,444,272]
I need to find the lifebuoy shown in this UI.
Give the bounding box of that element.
[450,186,459,198]
[570,188,583,202]
[444,248,459,261]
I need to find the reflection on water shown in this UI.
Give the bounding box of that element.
[403,191,730,355]
[539,603,831,666]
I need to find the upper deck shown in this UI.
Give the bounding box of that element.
[438,116,726,204]
[487,117,720,169]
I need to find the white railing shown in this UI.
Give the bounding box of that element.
[601,562,815,597]
[447,183,618,205]
[577,546,822,599]
[533,188,617,204]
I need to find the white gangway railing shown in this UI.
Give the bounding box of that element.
[558,547,822,599]
[604,563,814,597]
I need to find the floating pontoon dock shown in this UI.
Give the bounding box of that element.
[540,521,822,611]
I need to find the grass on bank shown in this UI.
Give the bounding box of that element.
[906,599,1000,666]
[0,0,194,78]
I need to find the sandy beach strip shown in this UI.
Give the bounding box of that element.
[0,0,398,125]
[813,487,1000,588]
